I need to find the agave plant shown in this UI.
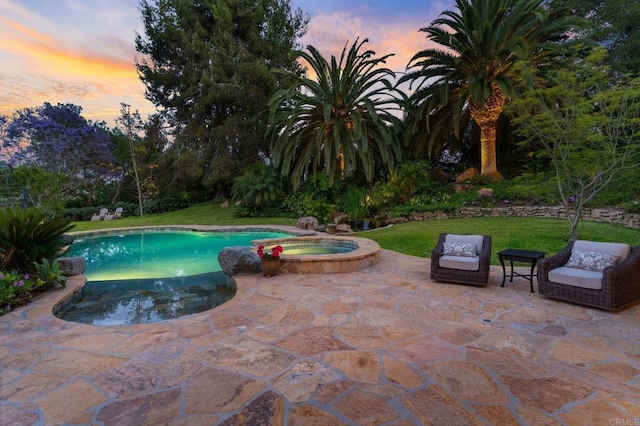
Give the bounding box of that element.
[0,207,74,271]
[32,258,67,289]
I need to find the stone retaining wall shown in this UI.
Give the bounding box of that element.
[386,206,640,229]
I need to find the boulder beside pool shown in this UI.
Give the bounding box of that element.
[57,257,87,276]
[218,247,261,276]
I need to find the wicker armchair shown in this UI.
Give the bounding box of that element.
[430,233,492,287]
[538,241,640,311]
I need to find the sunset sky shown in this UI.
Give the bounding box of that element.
[0,0,453,127]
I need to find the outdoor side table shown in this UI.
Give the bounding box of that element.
[498,249,546,293]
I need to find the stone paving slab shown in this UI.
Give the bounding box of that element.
[1,249,640,425]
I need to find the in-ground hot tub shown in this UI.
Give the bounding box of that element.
[252,236,380,274]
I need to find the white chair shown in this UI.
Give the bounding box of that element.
[90,208,108,221]
[104,207,123,220]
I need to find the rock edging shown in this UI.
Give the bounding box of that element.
[385,206,640,229]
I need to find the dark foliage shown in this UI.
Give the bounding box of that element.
[547,0,640,76]
[0,207,74,271]
[135,0,308,199]
[141,197,191,215]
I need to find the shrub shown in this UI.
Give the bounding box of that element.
[32,258,66,289]
[62,206,97,221]
[0,258,66,316]
[389,193,456,217]
[0,207,74,271]
[141,198,190,215]
[280,192,335,222]
[0,270,34,315]
[341,187,369,220]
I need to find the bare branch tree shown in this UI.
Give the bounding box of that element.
[511,48,640,239]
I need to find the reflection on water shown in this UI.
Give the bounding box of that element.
[59,229,290,324]
[55,272,236,325]
[60,230,364,325]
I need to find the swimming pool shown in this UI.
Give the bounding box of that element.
[66,228,290,281]
[55,228,291,325]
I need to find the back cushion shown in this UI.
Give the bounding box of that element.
[443,242,477,257]
[565,250,620,272]
[445,234,484,255]
[573,240,630,261]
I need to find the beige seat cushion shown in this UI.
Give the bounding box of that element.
[439,255,480,271]
[548,266,603,290]
[444,234,484,255]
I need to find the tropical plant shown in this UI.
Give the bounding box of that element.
[400,0,582,179]
[268,38,403,190]
[231,162,284,209]
[0,207,74,271]
[32,258,66,289]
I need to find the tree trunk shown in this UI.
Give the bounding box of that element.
[469,86,506,179]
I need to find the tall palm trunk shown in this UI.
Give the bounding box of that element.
[469,86,506,178]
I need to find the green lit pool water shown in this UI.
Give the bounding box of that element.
[66,229,290,281]
[55,229,290,325]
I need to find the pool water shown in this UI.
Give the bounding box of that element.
[56,272,235,326]
[264,241,357,255]
[66,229,289,281]
[55,229,289,325]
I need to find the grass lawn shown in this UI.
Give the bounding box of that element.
[71,202,296,233]
[72,202,638,265]
[354,217,639,265]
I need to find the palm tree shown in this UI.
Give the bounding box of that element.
[400,0,580,179]
[267,38,403,190]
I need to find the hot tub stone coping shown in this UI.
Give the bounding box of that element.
[251,235,381,274]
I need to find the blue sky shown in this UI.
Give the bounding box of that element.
[0,0,453,125]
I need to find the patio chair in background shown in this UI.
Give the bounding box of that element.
[90,208,109,221]
[538,240,640,310]
[103,207,124,220]
[430,233,492,287]
[113,207,124,219]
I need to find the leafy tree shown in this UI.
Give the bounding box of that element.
[268,38,403,191]
[116,103,145,216]
[400,0,582,179]
[547,0,640,76]
[7,103,116,206]
[135,0,308,200]
[510,47,640,239]
[11,166,64,213]
[0,115,14,166]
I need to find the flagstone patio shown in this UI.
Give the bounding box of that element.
[1,247,639,425]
